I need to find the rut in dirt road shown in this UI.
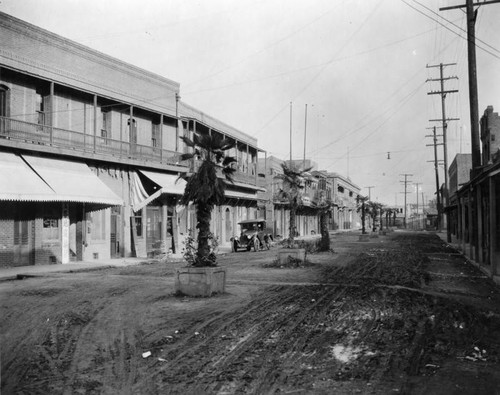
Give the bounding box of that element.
[3,232,500,394]
[136,233,500,394]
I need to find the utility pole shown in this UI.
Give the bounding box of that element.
[427,63,459,242]
[365,186,375,201]
[289,102,293,162]
[303,104,308,170]
[415,182,421,230]
[439,0,500,171]
[426,126,444,230]
[400,174,413,229]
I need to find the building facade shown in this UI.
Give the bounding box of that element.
[257,157,362,239]
[450,105,500,285]
[0,12,264,267]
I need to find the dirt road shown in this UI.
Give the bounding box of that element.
[2,231,500,394]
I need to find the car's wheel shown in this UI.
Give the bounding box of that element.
[253,237,260,252]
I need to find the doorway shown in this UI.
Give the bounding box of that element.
[225,208,232,243]
[13,219,32,266]
[110,206,121,258]
[146,206,161,257]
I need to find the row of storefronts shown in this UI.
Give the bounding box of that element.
[0,11,263,267]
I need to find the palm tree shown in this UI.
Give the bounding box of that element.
[317,190,332,251]
[365,201,383,232]
[275,162,312,244]
[356,195,368,234]
[179,131,236,267]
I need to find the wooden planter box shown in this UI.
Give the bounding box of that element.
[359,234,370,242]
[278,248,306,264]
[175,266,227,297]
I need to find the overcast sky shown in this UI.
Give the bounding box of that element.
[2,0,500,206]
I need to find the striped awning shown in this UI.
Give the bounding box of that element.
[131,170,186,212]
[139,170,186,195]
[6,153,123,205]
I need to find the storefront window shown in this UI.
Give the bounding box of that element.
[43,218,59,241]
[87,210,106,241]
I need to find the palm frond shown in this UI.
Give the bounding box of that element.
[180,135,195,148]
[222,156,237,167]
[179,152,196,161]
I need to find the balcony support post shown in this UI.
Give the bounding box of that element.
[160,114,163,162]
[49,81,54,145]
[93,94,97,152]
[246,145,249,179]
[175,92,180,152]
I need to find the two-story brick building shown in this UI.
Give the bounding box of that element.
[0,12,264,267]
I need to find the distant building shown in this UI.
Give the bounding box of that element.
[449,154,473,197]
[480,106,500,165]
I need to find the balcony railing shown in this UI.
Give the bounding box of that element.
[0,116,259,187]
[0,116,180,166]
[190,159,258,185]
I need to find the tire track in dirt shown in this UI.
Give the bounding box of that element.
[143,285,303,391]
[63,281,157,394]
[12,301,103,394]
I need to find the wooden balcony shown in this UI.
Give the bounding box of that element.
[0,116,184,166]
[0,116,259,186]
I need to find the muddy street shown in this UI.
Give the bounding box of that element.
[2,231,500,394]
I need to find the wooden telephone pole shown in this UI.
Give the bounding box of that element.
[440,0,500,171]
[400,174,413,228]
[426,126,444,230]
[427,63,459,242]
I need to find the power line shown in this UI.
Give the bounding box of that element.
[411,0,500,55]
[400,0,500,60]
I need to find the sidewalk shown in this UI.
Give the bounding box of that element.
[0,246,235,282]
[0,257,148,281]
[435,230,500,287]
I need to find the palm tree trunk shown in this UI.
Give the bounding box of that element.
[319,210,330,251]
[289,205,296,243]
[195,203,213,266]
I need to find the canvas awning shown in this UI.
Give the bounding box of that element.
[0,152,57,201]
[131,170,186,212]
[229,180,266,193]
[139,170,186,195]
[21,154,123,205]
[224,190,258,200]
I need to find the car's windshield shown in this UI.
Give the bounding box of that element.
[241,222,264,231]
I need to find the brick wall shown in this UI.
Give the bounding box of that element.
[0,12,179,117]
[0,217,14,268]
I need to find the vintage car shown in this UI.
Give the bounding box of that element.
[231,219,273,252]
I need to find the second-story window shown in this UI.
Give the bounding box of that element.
[152,123,160,148]
[128,118,137,144]
[338,185,345,194]
[101,110,110,143]
[36,93,45,129]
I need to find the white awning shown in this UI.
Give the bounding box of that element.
[138,170,186,195]
[0,152,56,201]
[224,190,258,200]
[21,154,123,205]
[229,180,266,192]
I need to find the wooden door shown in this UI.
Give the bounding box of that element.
[146,206,161,257]
[13,219,32,266]
[110,206,121,258]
